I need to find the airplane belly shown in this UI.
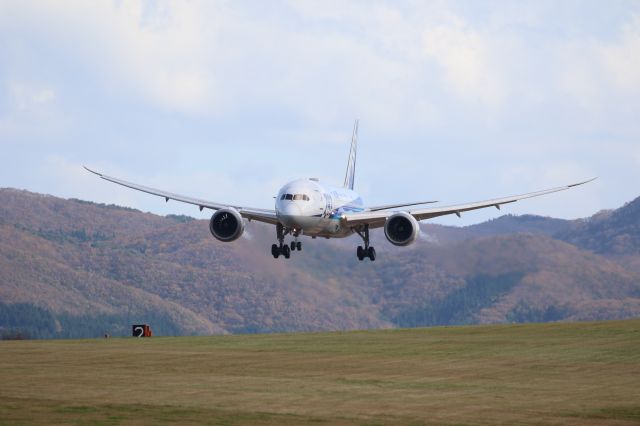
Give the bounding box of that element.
[294,215,323,229]
[301,217,352,238]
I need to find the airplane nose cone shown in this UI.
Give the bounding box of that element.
[280,202,302,216]
[278,202,302,226]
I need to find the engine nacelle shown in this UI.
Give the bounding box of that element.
[384,212,419,246]
[209,208,244,242]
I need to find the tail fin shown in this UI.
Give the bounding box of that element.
[343,119,358,190]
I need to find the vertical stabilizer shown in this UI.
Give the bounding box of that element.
[343,120,358,190]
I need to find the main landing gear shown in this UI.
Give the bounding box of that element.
[271,224,302,259]
[355,224,376,261]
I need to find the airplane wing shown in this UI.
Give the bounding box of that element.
[84,167,279,225]
[341,178,596,228]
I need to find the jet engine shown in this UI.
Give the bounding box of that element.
[384,212,419,246]
[209,208,244,242]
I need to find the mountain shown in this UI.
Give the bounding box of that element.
[415,214,573,245]
[464,214,572,238]
[1,188,639,338]
[558,197,640,256]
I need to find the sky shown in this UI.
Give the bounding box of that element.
[1,0,639,226]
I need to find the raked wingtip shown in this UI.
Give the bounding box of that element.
[83,165,101,176]
[569,177,598,188]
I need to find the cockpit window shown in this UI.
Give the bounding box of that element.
[281,193,310,201]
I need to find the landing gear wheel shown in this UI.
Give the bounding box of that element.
[356,224,375,261]
[296,241,302,251]
[367,246,376,261]
[290,241,296,251]
[273,223,291,260]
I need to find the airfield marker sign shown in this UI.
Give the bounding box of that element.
[132,324,152,337]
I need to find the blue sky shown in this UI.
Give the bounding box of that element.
[1,1,639,226]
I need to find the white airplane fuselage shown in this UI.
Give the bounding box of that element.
[275,178,363,238]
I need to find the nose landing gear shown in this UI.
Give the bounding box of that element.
[271,224,300,259]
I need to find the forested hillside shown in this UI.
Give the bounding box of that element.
[558,197,640,255]
[1,188,639,338]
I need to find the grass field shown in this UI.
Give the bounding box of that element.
[1,320,639,425]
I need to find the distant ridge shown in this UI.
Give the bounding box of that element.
[558,196,640,256]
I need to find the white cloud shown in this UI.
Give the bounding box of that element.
[600,14,640,93]
[9,82,55,112]
[422,19,508,108]
[0,81,66,142]
[557,50,602,109]
[2,1,638,125]
[0,1,444,126]
[1,1,220,113]
[555,13,640,110]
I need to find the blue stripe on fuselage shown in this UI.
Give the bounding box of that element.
[328,205,364,219]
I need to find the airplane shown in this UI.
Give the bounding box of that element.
[85,120,595,261]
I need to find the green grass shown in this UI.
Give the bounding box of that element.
[1,320,639,425]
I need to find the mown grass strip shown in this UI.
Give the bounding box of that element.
[1,319,639,425]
